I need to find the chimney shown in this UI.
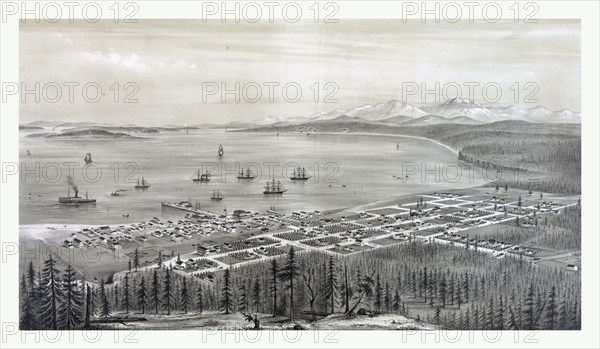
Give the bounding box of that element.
[74,188,79,198]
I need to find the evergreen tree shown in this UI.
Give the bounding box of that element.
[19,274,36,330]
[392,288,401,313]
[374,272,382,312]
[325,255,338,314]
[220,268,233,314]
[523,283,535,329]
[544,286,557,330]
[40,254,62,330]
[137,276,148,314]
[196,283,204,314]
[133,248,140,272]
[495,296,505,330]
[270,259,278,316]
[122,273,131,313]
[99,278,111,318]
[384,282,391,312]
[278,246,300,320]
[181,277,190,314]
[239,282,247,312]
[58,264,83,330]
[162,268,173,315]
[438,274,447,307]
[152,269,160,314]
[252,278,262,313]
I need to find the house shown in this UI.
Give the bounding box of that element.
[196,243,210,256]
[566,264,579,271]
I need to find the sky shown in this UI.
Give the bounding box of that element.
[20,19,581,126]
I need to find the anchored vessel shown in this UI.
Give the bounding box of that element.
[192,170,211,182]
[84,152,93,163]
[218,144,224,157]
[135,177,151,189]
[263,179,287,194]
[236,167,256,180]
[290,166,311,181]
[58,188,96,205]
[211,190,224,200]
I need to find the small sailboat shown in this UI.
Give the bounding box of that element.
[218,144,224,157]
[263,179,287,194]
[396,142,400,150]
[211,190,224,200]
[84,152,92,163]
[191,170,211,182]
[135,177,151,189]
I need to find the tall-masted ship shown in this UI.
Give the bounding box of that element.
[263,179,287,194]
[236,167,256,180]
[290,166,311,181]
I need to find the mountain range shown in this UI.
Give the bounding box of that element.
[256,98,581,127]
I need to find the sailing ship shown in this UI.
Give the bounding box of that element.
[211,190,224,200]
[236,167,256,180]
[396,142,400,150]
[135,177,151,189]
[263,179,287,194]
[218,144,224,157]
[191,170,211,182]
[84,152,92,163]
[290,166,311,181]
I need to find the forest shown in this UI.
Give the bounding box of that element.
[20,235,581,330]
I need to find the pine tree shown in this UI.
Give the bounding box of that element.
[20,274,36,330]
[433,306,441,325]
[278,246,300,320]
[544,286,557,330]
[156,250,163,268]
[455,276,463,309]
[485,298,494,329]
[152,269,160,314]
[557,298,568,330]
[523,283,535,329]
[196,283,204,314]
[181,277,190,314]
[239,282,247,312]
[137,276,148,314]
[99,278,111,318]
[162,268,173,315]
[463,271,469,303]
[495,296,505,330]
[40,254,62,330]
[133,248,140,272]
[220,268,233,314]
[58,264,83,330]
[270,259,278,316]
[122,273,131,313]
[252,278,262,313]
[374,272,382,312]
[392,288,401,313]
[27,261,36,294]
[325,255,337,314]
[384,282,391,312]
[438,274,447,307]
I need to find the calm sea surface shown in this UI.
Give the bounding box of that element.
[19,129,489,224]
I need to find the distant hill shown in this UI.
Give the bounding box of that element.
[41,129,140,139]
